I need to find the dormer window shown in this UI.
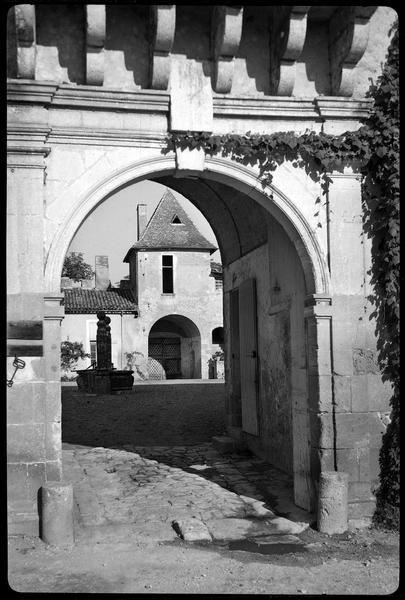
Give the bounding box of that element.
[171,215,182,224]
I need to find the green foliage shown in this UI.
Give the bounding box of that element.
[62,252,94,281]
[61,340,90,371]
[165,24,399,528]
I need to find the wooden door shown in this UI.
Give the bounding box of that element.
[238,278,259,435]
[148,337,181,379]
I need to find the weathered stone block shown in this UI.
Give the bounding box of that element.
[367,374,393,411]
[7,423,45,463]
[27,462,46,508]
[348,500,375,520]
[332,375,352,412]
[45,382,61,422]
[32,382,46,423]
[349,481,374,502]
[318,448,335,472]
[318,414,334,449]
[335,413,370,449]
[353,348,379,374]
[369,447,381,484]
[368,413,387,447]
[45,422,62,462]
[7,383,33,424]
[7,462,27,507]
[172,518,212,542]
[350,374,369,412]
[8,513,39,536]
[46,460,63,482]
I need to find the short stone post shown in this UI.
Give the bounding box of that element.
[40,482,74,546]
[317,471,349,534]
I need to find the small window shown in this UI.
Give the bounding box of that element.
[215,278,223,291]
[162,255,174,293]
[212,327,224,345]
[90,340,97,364]
[171,215,182,224]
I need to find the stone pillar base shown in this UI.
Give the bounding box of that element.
[40,482,74,546]
[317,471,349,534]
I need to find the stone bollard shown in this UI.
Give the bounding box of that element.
[317,471,349,534]
[41,482,74,546]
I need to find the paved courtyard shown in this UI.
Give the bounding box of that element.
[64,441,312,545]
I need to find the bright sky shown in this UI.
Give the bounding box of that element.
[68,180,221,285]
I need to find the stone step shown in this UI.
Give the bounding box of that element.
[204,517,308,541]
[172,518,212,542]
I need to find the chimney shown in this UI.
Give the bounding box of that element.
[95,255,109,290]
[137,204,147,240]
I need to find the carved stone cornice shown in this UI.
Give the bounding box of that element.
[269,6,311,96]
[149,5,176,90]
[211,6,244,94]
[315,97,373,120]
[213,95,318,119]
[7,124,51,167]
[46,128,166,148]
[85,5,106,86]
[44,295,65,321]
[329,6,377,97]
[13,4,36,79]
[7,81,170,112]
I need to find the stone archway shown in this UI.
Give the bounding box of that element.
[44,153,330,512]
[44,155,329,296]
[148,314,201,380]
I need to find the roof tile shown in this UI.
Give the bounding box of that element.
[63,288,138,314]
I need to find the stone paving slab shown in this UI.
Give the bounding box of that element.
[173,518,213,542]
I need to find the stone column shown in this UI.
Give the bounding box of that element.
[43,295,65,482]
[304,295,333,512]
[7,143,50,535]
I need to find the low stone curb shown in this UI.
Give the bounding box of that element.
[205,517,309,541]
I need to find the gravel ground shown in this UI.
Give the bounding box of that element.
[8,526,399,594]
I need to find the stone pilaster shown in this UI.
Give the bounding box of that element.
[7,138,51,535]
[324,171,388,518]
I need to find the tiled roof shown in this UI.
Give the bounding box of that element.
[124,189,217,261]
[63,288,138,314]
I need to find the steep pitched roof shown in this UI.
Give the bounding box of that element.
[63,288,138,314]
[124,189,217,261]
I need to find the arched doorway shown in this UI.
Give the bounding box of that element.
[148,315,201,380]
[45,154,330,512]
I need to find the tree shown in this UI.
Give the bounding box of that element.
[61,340,90,371]
[62,252,94,281]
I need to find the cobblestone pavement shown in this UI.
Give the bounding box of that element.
[63,441,313,544]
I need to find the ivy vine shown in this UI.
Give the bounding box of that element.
[164,24,399,528]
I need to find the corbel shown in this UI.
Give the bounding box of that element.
[85,5,106,86]
[149,5,176,90]
[14,4,36,79]
[211,6,244,94]
[329,6,376,97]
[269,6,310,96]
